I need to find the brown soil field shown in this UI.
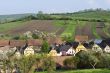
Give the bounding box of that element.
[75,22,95,40]
[7,20,60,35]
[82,22,95,39]
[75,25,82,35]
[56,26,66,35]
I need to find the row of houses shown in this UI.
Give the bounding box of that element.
[0,36,110,57]
[0,39,43,57]
[0,37,63,57]
[48,39,110,56]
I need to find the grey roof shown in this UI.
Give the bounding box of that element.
[59,45,71,52]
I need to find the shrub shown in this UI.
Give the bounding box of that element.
[63,57,79,70]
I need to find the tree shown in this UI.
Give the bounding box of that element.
[76,51,100,69]
[37,11,51,20]
[63,57,79,70]
[76,51,90,69]
[88,55,99,69]
[16,56,36,73]
[41,41,50,53]
[97,53,110,68]
[12,35,20,40]
[32,33,39,39]
[42,57,56,73]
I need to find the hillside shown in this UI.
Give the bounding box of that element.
[52,9,110,21]
[0,9,110,40]
[0,13,36,22]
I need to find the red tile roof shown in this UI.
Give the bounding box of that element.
[47,37,63,45]
[27,39,43,46]
[0,40,9,47]
[75,35,88,42]
[9,40,26,47]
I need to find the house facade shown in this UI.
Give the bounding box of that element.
[48,49,58,56]
[92,44,102,52]
[59,45,76,56]
[66,47,76,56]
[27,39,43,53]
[104,45,110,53]
[75,44,87,53]
[24,46,34,56]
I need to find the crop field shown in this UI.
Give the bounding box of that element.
[0,20,110,40]
[95,22,108,39]
[0,21,26,33]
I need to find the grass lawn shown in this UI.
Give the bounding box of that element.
[0,21,26,33]
[35,69,110,73]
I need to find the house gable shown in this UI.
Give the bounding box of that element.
[66,47,76,56]
[92,44,102,52]
[24,46,34,56]
[104,45,110,53]
[76,44,87,53]
[48,49,58,56]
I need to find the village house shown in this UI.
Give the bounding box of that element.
[0,40,9,47]
[103,39,110,47]
[83,42,92,49]
[0,40,15,58]
[59,45,76,56]
[47,37,63,45]
[27,39,43,53]
[92,44,102,52]
[104,45,110,53]
[48,47,59,56]
[24,46,34,56]
[75,35,88,43]
[75,43,87,53]
[9,40,27,57]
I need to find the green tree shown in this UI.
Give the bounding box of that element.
[88,54,99,69]
[16,56,36,73]
[63,57,79,70]
[41,41,50,53]
[32,33,39,39]
[12,35,20,40]
[42,57,56,73]
[37,11,51,20]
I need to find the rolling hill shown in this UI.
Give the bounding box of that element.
[0,9,110,40]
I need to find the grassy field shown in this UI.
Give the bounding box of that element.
[103,23,110,37]
[0,21,26,33]
[92,22,101,39]
[35,69,110,73]
[0,19,109,39]
[61,20,77,37]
